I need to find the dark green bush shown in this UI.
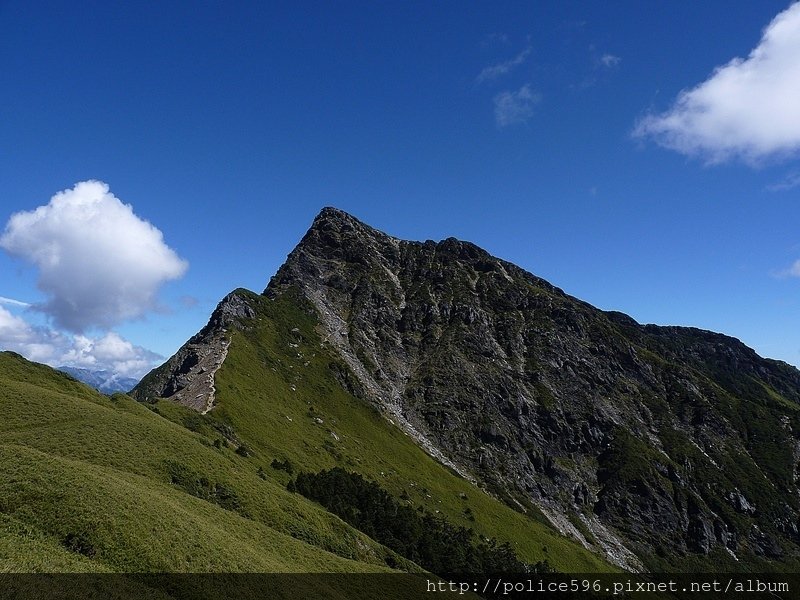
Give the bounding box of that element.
[270,458,294,474]
[235,444,252,457]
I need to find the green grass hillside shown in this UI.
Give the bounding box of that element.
[0,351,417,576]
[0,288,612,577]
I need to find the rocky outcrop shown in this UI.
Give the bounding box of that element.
[131,290,254,411]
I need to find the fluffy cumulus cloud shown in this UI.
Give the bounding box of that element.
[0,180,187,331]
[494,84,541,127]
[0,306,160,378]
[634,2,800,164]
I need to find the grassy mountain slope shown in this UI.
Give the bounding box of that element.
[1,305,610,576]
[0,351,414,574]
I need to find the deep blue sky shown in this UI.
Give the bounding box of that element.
[2,1,800,376]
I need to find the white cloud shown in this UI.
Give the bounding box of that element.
[0,296,30,307]
[634,2,800,164]
[0,306,160,378]
[60,331,161,378]
[599,53,621,68]
[494,84,540,127]
[477,47,531,83]
[0,307,75,367]
[0,180,188,331]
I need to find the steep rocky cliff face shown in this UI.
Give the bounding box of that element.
[136,207,800,571]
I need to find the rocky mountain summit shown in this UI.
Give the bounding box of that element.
[135,207,800,571]
[134,291,255,412]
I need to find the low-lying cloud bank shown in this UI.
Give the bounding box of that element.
[0,306,160,379]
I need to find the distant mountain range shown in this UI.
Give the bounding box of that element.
[57,365,139,394]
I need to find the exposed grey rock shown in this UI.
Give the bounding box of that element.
[727,489,756,515]
[130,290,253,412]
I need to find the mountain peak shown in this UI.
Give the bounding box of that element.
[266,207,558,301]
[306,206,396,244]
[264,207,401,297]
[313,206,359,223]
